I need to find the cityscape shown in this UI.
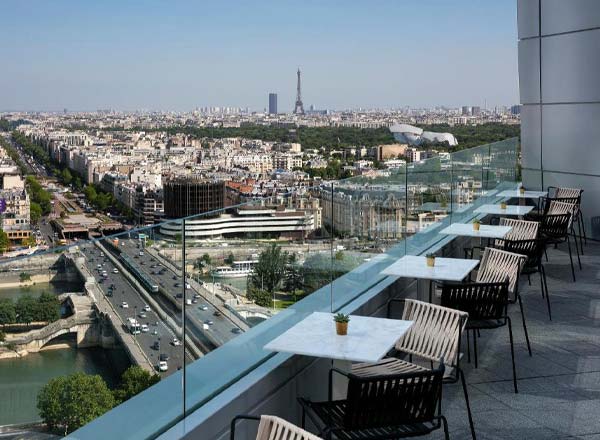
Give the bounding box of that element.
[0,1,598,440]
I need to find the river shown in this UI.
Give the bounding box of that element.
[0,282,130,427]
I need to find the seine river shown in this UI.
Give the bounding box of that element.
[0,283,129,426]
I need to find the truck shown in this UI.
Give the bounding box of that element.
[126,317,141,335]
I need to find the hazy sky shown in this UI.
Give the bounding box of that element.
[0,1,519,112]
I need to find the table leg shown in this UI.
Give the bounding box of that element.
[330,359,352,400]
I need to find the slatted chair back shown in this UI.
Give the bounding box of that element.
[501,238,546,270]
[440,281,509,321]
[548,200,577,216]
[540,213,571,241]
[476,248,526,295]
[256,415,323,440]
[495,218,539,249]
[553,187,583,201]
[395,299,467,369]
[344,364,445,430]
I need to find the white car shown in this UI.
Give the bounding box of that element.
[143,305,151,312]
[141,324,149,333]
[139,251,144,256]
[172,338,181,346]
[157,361,168,372]
[121,302,129,308]
[113,268,119,274]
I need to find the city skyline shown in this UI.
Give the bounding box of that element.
[0,0,518,112]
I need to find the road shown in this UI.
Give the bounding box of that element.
[79,245,188,376]
[117,238,243,346]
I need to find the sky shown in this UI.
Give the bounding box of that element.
[0,0,519,112]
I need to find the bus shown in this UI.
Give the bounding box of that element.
[126,317,141,335]
[120,253,159,293]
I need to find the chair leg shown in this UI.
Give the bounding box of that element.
[507,317,518,393]
[577,216,585,255]
[539,268,545,299]
[466,329,471,363]
[544,247,549,262]
[542,265,551,321]
[572,229,582,270]
[580,210,587,245]
[567,237,576,282]
[473,329,478,369]
[301,406,306,429]
[441,415,451,440]
[517,295,532,356]
[527,274,531,286]
[459,369,477,440]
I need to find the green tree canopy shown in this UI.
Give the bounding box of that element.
[37,372,115,435]
[15,295,37,324]
[0,229,9,253]
[60,168,73,185]
[0,298,16,325]
[248,244,288,294]
[113,366,160,404]
[30,202,42,224]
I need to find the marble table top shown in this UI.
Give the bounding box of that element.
[440,223,513,239]
[497,190,548,199]
[474,204,534,216]
[264,312,413,363]
[381,255,479,282]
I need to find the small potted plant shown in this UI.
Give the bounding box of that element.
[472,219,481,231]
[519,185,525,195]
[334,313,350,336]
[500,201,507,210]
[426,253,436,267]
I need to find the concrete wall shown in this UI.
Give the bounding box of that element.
[518,0,600,238]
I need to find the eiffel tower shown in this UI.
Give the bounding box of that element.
[293,68,305,115]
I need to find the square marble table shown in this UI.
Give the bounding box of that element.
[497,189,548,199]
[439,223,512,239]
[381,255,479,282]
[474,204,534,216]
[264,312,413,363]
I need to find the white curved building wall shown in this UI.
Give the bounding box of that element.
[389,123,458,146]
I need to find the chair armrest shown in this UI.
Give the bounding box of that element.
[328,368,350,401]
[230,415,261,440]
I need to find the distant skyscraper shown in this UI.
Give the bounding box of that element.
[472,106,482,116]
[268,93,278,114]
[510,104,521,115]
[294,68,305,115]
[461,106,471,116]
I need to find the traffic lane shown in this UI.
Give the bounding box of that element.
[82,249,186,374]
[122,241,238,343]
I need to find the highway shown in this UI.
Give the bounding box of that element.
[116,238,243,346]
[79,244,188,376]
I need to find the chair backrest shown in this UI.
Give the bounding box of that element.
[344,364,445,430]
[554,187,583,201]
[256,415,323,440]
[476,247,526,295]
[496,218,539,245]
[541,213,572,239]
[548,200,577,216]
[440,281,509,321]
[396,299,467,368]
[501,238,546,269]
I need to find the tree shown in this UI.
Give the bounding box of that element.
[248,244,288,294]
[15,295,37,324]
[83,185,98,203]
[335,250,345,261]
[0,329,5,342]
[19,272,31,283]
[60,168,73,185]
[30,202,42,224]
[0,229,9,253]
[0,298,16,325]
[37,372,115,435]
[246,287,273,308]
[113,366,160,403]
[37,292,60,322]
[174,233,182,244]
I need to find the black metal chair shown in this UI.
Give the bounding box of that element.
[299,363,449,440]
[231,414,323,440]
[548,186,586,248]
[440,280,521,393]
[539,212,580,282]
[501,238,551,320]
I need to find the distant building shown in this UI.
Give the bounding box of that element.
[389,124,458,147]
[461,106,471,116]
[511,105,521,115]
[268,93,278,115]
[163,177,224,219]
[472,106,482,116]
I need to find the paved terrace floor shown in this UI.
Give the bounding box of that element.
[431,240,600,439]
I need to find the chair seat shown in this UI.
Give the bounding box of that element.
[466,318,505,330]
[352,357,456,381]
[301,399,439,440]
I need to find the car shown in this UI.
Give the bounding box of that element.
[141,324,149,333]
[232,328,242,334]
[192,299,198,304]
[139,251,144,256]
[121,302,129,308]
[157,361,168,372]
[139,312,147,318]
[112,268,119,274]
[175,293,183,299]
[199,304,208,311]
[174,283,181,288]
[172,338,181,346]
[106,290,113,297]
[193,294,201,299]
[213,310,222,317]
[152,329,158,335]
[151,341,160,350]
[185,283,191,289]
[143,305,151,312]
[206,320,214,326]
[159,353,170,362]
[172,275,177,280]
